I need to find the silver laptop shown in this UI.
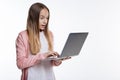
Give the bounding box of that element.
[47,32,88,60]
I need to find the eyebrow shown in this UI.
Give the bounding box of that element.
[40,15,48,18]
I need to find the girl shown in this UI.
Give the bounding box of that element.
[16,2,69,80]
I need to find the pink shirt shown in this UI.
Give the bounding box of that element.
[16,30,61,80]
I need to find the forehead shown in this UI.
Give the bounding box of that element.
[40,8,49,16]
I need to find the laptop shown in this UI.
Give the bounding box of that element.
[47,32,88,60]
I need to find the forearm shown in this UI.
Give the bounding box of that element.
[17,53,45,69]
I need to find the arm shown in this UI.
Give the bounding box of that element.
[16,33,45,69]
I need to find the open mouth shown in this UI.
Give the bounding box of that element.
[40,25,46,30]
[42,25,46,27]
[41,25,46,28]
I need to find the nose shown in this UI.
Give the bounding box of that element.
[43,18,48,24]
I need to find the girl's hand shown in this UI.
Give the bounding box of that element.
[52,57,71,66]
[44,51,59,58]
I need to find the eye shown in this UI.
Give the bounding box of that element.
[40,17,44,20]
[40,15,45,19]
[46,17,49,20]
[39,15,49,20]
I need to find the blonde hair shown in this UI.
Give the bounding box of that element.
[26,3,53,55]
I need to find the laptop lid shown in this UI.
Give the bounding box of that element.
[59,32,88,58]
[47,32,88,60]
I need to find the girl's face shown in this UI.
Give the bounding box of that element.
[39,8,49,31]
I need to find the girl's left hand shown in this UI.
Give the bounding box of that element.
[52,57,71,66]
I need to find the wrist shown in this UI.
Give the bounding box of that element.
[37,53,46,60]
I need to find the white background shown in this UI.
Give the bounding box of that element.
[0,0,120,80]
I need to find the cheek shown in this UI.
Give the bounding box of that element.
[39,21,41,28]
[39,19,42,24]
[39,20,42,25]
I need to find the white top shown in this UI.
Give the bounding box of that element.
[27,32,55,80]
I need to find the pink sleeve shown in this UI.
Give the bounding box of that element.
[16,33,45,69]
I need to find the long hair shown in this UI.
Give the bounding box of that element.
[27,2,53,55]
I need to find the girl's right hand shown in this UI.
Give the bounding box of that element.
[44,51,59,58]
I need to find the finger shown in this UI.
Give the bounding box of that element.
[52,52,59,56]
[47,52,54,57]
[55,52,59,56]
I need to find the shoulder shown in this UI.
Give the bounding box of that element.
[16,30,28,42]
[48,30,53,35]
[48,30,54,42]
[18,30,28,36]
[48,30,54,38]
[17,30,28,39]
